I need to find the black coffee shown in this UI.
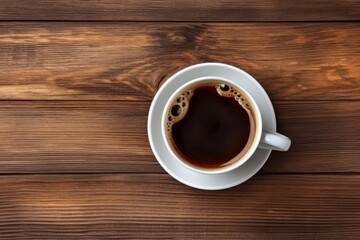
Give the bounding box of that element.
[166,81,256,170]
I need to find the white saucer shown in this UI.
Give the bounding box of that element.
[147,63,276,190]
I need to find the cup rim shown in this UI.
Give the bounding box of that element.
[161,76,263,175]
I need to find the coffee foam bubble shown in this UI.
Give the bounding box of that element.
[166,82,251,134]
[216,84,250,109]
[166,89,193,134]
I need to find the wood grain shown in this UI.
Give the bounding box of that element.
[0,0,359,238]
[0,23,359,101]
[0,0,359,21]
[0,101,358,174]
[0,174,359,239]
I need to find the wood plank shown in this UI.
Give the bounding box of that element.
[0,0,359,21]
[0,101,156,174]
[0,174,359,239]
[0,23,359,101]
[263,101,360,173]
[0,101,358,174]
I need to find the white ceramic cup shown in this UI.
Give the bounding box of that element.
[161,76,291,175]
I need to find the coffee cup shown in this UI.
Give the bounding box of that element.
[161,76,291,175]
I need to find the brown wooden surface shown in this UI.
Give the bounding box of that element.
[1,1,360,239]
[0,174,359,239]
[1,23,359,101]
[1,0,359,21]
[0,101,359,174]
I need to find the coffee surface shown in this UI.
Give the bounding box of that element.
[166,81,256,169]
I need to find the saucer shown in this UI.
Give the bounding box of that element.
[147,63,276,190]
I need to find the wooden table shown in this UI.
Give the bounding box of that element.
[0,1,359,239]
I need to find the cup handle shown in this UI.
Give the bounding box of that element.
[258,130,291,151]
